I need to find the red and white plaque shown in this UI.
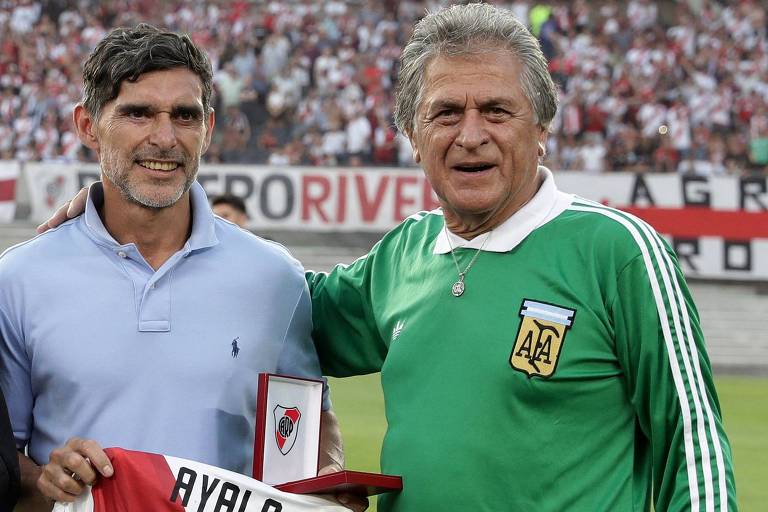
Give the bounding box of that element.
[253,373,402,497]
[253,373,324,485]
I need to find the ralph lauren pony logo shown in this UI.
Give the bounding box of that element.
[231,337,240,358]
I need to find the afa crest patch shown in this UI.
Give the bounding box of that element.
[510,300,576,378]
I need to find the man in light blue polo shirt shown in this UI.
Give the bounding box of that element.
[0,25,356,511]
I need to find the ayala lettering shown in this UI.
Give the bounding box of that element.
[169,466,280,512]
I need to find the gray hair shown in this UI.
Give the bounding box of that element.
[394,3,558,134]
[81,23,213,119]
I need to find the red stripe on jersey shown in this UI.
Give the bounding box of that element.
[622,207,768,239]
[0,179,15,201]
[92,448,186,511]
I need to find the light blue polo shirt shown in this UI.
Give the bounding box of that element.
[0,182,327,475]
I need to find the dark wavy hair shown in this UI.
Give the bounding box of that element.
[81,23,213,118]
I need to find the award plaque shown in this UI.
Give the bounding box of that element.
[253,373,402,497]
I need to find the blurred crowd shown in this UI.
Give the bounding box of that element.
[0,0,766,175]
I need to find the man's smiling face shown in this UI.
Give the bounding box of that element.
[85,67,213,209]
[409,51,546,232]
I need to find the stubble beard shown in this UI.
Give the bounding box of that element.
[100,147,197,209]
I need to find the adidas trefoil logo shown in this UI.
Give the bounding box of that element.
[392,320,405,341]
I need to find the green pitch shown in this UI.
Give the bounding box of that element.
[716,376,768,511]
[329,374,768,511]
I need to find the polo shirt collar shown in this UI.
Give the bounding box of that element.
[83,181,219,251]
[433,167,572,254]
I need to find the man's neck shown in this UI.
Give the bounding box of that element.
[443,213,502,241]
[444,170,544,240]
[99,188,192,271]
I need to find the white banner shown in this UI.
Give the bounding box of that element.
[197,165,440,232]
[25,162,100,222]
[19,164,768,281]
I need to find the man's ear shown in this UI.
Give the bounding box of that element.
[405,128,420,163]
[201,108,216,154]
[73,105,100,151]
[537,126,548,158]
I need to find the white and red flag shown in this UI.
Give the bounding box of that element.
[0,163,18,222]
[53,448,347,512]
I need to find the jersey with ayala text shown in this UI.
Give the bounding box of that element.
[308,197,737,512]
[52,448,346,512]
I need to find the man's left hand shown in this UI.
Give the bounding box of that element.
[318,464,369,512]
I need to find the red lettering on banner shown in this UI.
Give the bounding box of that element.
[422,179,440,211]
[0,179,16,201]
[336,175,347,222]
[355,175,389,221]
[394,175,419,221]
[302,175,331,222]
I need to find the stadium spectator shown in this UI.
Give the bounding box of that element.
[749,103,768,172]
[321,115,348,165]
[219,104,252,162]
[211,193,249,228]
[230,40,258,81]
[652,133,680,173]
[213,61,246,109]
[575,132,607,173]
[345,106,372,166]
[371,111,398,166]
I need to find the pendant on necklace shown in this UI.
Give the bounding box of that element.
[452,279,465,297]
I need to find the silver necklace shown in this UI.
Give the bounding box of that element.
[444,226,492,297]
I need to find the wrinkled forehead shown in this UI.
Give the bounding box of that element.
[112,69,205,108]
[419,51,527,108]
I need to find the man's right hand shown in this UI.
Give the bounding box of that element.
[37,437,113,503]
[36,187,88,234]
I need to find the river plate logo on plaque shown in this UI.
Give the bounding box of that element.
[274,405,302,455]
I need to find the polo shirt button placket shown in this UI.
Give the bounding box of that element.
[117,250,127,258]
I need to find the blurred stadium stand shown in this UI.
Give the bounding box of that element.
[0,0,766,174]
[0,0,766,373]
